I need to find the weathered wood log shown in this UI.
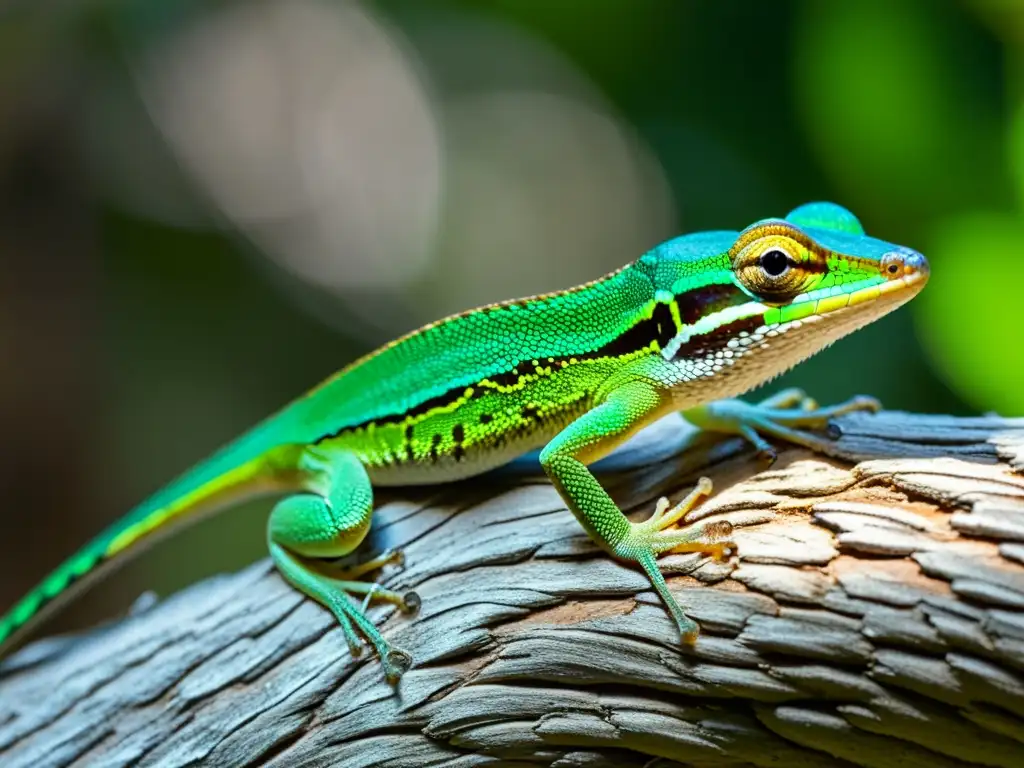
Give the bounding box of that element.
[2,410,1024,767]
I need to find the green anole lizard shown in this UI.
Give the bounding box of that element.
[0,202,929,682]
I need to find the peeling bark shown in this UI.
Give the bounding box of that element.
[2,411,1024,767]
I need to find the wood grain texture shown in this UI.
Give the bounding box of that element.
[2,410,1024,767]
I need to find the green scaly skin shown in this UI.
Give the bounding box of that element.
[0,202,929,682]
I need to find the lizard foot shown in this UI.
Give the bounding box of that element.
[270,538,418,684]
[306,575,419,683]
[684,387,880,462]
[320,548,420,613]
[616,477,735,643]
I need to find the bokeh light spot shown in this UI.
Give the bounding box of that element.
[137,0,442,291]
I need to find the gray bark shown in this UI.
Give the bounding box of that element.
[2,410,1024,767]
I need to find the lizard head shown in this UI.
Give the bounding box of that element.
[641,202,929,399]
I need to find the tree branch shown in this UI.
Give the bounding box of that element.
[2,411,1024,767]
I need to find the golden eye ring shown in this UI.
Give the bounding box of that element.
[732,235,810,302]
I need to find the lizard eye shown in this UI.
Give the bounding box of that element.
[733,234,815,303]
[759,248,791,277]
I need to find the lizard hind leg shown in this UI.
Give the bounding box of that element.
[268,447,415,683]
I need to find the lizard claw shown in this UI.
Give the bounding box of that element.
[384,648,413,683]
[400,591,421,615]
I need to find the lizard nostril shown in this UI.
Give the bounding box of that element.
[881,252,904,278]
[905,250,929,277]
[881,250,928,280]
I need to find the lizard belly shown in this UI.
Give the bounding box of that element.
[323,363,603,487]
[365,425,554,486]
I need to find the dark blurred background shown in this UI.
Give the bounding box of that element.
[1,0,1019,637]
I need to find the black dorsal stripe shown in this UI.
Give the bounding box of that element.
[317,300,679,441]
[369,387,468,428]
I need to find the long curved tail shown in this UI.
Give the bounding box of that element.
[0,440,298,659]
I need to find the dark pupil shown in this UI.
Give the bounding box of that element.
[760,249,789,277]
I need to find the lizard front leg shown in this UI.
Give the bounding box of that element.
[267,446,418,683]
[683,387,880,461]
[540,380,734,643]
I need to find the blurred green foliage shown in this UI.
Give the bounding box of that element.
[0,0,1019,630]
[794,0,1022,420]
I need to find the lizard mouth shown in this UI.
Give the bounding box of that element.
[787,247,929,331]
[765,246,929,328]
[755,247,930,371]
